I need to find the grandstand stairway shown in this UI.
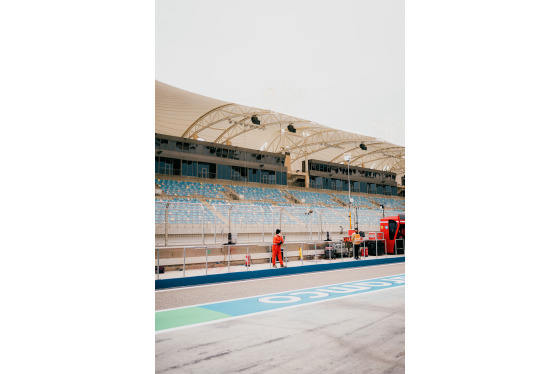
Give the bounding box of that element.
[331,194,348,207]
[287,172,306,185]
[200,200,227,223]
[282,191,301,204]
[155,183,167,198]
[221,185,239,200]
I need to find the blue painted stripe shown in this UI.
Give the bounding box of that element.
[203,274,404,316]
[156,274,404,332]
[155,256,405,290]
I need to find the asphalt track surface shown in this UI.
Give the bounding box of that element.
[155,263,405,373]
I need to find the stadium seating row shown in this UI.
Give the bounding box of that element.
[335,194,377,208]
[155,178,404,225]
[286,190,336,205]
[228,185,287,203]
[155,179,226,199]
[371,197,405,210]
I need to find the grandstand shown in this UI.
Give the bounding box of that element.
[155,179,227,199]
[286,189,336,206]
[155,81,404,246]
[227,185,288,203]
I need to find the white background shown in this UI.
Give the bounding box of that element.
[2,1,560,373]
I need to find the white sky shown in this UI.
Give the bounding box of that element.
[156,0,404,146]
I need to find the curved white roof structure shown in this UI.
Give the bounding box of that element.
[156,80,405,176]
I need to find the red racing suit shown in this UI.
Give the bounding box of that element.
[272,234,284,266]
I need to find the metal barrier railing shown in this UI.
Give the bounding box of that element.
[155,246,208,279]
[155,239,404,280]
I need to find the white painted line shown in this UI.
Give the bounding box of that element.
[155,262,404,293]
[156,274,404,312]
[155,284,404,335]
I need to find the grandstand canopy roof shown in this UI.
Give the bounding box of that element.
[156,80,405,176]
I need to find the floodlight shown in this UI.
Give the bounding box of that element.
[251,116,260,125]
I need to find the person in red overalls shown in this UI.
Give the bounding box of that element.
[272,229,286,268]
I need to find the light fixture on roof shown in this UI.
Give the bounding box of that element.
[251,115,260,125]
[287,124,296,133]
[359,143,368,151]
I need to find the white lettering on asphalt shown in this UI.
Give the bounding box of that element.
[315,285,372,293]
[290,291,330,299]
[257,278,404,304]
[258,295,302,304]
[353,281,392,287]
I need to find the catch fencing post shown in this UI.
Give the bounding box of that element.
[183,247,186,277]
[164,204,169,247]
[201,204,205,244]
[315,242,317,264]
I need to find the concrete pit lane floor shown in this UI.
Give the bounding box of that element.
[155,263,405,374]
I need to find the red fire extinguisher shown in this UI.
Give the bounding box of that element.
[245,254,251,267]
[361,246,368,257]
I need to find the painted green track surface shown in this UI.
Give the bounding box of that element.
[155,307,231,331]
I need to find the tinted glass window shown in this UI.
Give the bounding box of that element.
[388,220,397,240]
[155,138,161,148]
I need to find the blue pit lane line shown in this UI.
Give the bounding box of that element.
[156,274,404,333]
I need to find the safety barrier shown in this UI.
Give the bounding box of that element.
[155,238,404,281]
[155,256,405,289]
